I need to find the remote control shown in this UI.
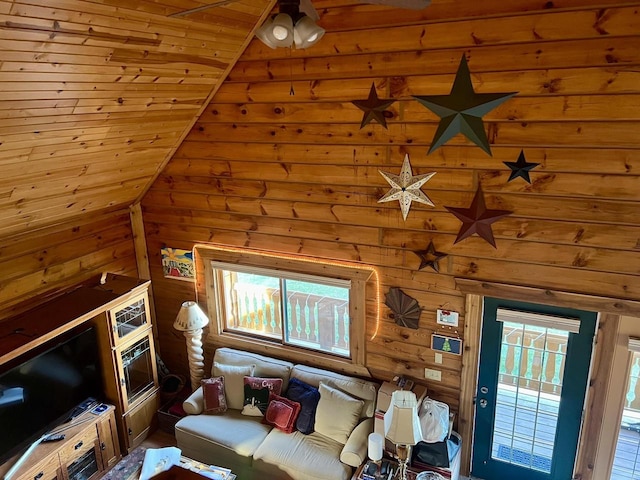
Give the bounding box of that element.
[42,434,65,442]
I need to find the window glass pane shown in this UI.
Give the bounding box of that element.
[283,279,350,357]
[222,270,282,340]
[611,351,640,480]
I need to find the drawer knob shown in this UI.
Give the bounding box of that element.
[74,440,83,450]
[34,472,43,480]
[101,442,106,451]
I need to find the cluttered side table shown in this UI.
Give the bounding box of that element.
[352,460,447,480]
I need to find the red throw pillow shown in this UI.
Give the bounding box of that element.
[263,393,301,434]
[202,376,227,414]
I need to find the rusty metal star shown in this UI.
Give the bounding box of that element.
[352,82,395,129]
[445,185,512,248]
[414,240,448,272]
[378,154,436,221]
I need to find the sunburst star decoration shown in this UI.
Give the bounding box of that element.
[504,150,540,183]
[445,185,512,248]
[413,54,517,156]
[351,82,395,129]
[378,154,436,221]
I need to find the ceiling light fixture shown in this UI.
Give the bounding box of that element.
[256,0,325,49]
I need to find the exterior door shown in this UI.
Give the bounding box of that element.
[471,297,597,480]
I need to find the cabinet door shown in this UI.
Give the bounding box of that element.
[115,331,159,411]
[123,390,159,452]
[96,410,121,471]
[107,293,150,347]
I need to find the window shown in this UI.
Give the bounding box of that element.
[214,263,351,357]
[196,245,376,375]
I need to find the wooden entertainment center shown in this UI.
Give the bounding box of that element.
[0,274,159,479]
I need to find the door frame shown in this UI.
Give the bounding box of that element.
[455,278,640,480]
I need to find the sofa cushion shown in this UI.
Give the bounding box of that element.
[253,429,352,480]
[175,409,271,458]
[202,376,227,414]
[285,377,321,434]
[242,376,283,416]
[263,393,301,434]
[213,363,255,410]
[291,364,378,418]
[214,347,294,391]
[315,383,364,445]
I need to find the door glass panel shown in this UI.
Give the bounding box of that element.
[611,351,640,479]
[121,336,154,404]
[491,319,569,474]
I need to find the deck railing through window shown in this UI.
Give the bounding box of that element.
[226,284,349,356]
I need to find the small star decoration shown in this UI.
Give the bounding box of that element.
[504,150,540,183]
[352,82,395,129]
[414,240,448,272]
[413,54,517,156]
[445,185,512,248]
[378,154,436,221]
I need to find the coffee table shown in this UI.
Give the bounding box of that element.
[142,456,235,480]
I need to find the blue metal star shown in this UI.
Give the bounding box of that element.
[504,150,540,183]
[414,54,517,156]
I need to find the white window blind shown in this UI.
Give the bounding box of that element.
[629,337,640,353]
[496,307,581,333]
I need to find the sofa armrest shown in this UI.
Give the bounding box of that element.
[340,417,373,467]
[183,386,204,415]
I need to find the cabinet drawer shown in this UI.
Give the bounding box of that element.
[19,457,60,480]
[58,426,98,463]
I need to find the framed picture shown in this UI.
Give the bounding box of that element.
[431,334,462,355]
[161,248,195,282]
[436,309,459,327]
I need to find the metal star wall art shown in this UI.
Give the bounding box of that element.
[352,83,395,129]
[378,154,436,221]
[413,54,517,156]
[445,185,512,248]
[504,150,540,183]
[413,240,448,272]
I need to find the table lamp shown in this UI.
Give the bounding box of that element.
[173,301,209,391]
[384,390,422,480]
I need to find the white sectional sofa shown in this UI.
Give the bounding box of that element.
[174,347,379,480]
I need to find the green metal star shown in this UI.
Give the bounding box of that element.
[504,150,540,183]
[414,54,517,156]
[352,82,395,129]
[414,240,448,272]
[378,154,436,221]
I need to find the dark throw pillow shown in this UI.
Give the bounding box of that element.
[241,376,283,417]
[201,376,227,414]
[285,377,321,434]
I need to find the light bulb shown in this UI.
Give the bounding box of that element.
[307,33,318,42]
[272,25,289,40]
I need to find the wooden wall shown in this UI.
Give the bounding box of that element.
[0,207,138,322]
[142,0,640,413]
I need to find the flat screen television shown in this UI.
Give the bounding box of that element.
[0,325,103,465]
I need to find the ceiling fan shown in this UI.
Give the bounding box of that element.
[171,0,431,49]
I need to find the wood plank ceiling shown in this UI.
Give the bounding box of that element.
[0,0,274,238]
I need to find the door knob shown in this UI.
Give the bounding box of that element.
[479,399,488,408]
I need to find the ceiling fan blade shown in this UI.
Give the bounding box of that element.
[363,0,431,9]
[169,0,237,17]
[299,0,320,21]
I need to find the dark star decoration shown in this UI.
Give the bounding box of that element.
[413,54,517,156]
[504,150,540,183]
[351,82,395,129]
[413,240,448,272]
[445,185,513,248]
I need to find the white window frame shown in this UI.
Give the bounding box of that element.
[196,245,375,376]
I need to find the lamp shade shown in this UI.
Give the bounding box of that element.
[384,390,422,446]
[293,16,325,49]
[368,432,384,462]
[173,301,209,331]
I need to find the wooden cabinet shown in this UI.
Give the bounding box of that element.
[93,284,159,453]
[0,406,120,480]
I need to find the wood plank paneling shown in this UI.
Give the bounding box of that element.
[143,0,640,431]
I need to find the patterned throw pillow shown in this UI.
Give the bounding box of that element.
[242,377,283,416]
[263,393,301,433]
[285,377,321,434]
[201,376,227,414]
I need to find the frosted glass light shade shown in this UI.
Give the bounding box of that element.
[384,390,422,446]
[293,16,325,49]
[173,301,209,331]
[368,432,384,462]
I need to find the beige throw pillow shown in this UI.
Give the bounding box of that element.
[213,362,255,410]
[314,382,364,444]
